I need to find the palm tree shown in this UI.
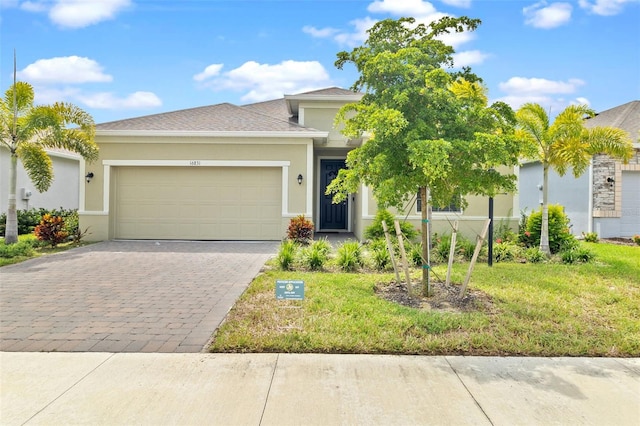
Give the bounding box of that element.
[1,81,98,244]
[516,103,633,255]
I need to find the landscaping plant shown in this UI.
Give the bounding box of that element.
[34,214,68,247]
[336,241,363,272]
[286,215,314,245]
[277,240,298,270]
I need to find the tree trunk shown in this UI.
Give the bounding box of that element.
[420,186,431,296]
[539,163,551,256]
[5,151,19,244]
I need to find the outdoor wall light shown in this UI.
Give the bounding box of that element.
[297,174,303,185]
[606,177,615,183]
[85,172,94,183]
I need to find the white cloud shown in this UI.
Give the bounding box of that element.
[15,0,130,28]
[578,0,639,15]
[523,2,573,29]
[193,64,223,82]
[77,91,162,109]
[302,25,340,38]
[452,50,490,67]
[499,77,585,95]
[198,60,333,103]
[17,56,113,84]
[441,0,472,7]
[571,97,591,106]
[495,76,587,113]
[333,17,378,47]
[368,0,438,15]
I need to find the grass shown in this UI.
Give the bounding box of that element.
[210,242,640,356]
[0,234,89,267]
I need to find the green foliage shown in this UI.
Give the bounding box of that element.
[368,239,391,271]
[582,232,599,243]
[286,215,314,245]
[561,245,596,264]
[2,81,98,244]
[0,208,79,237]
[34,214,68,247]
[364,209,418,241]
[0,240,35,258]
[524,247,547,263]
[336,241,363,272]
[300,239,330,270]
[493,241,523,263]
[524,205,576,254]
[456,236,478,261]
[633,235,640,246]
[277,240,298,270]
[407,241,424,267]
[431,233,452,263]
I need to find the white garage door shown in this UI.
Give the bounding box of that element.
[620,171,640,237]
[114,167,282,240]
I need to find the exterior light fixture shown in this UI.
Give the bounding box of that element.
[606,177,615,183]
[85,172,94,183]
[297,174,303,185]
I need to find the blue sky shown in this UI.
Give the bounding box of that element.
[1,0,639,124]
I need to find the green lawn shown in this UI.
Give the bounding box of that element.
[210,242,640,356]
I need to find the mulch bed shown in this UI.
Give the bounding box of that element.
[600,238,638,247]
[375,279,495,313]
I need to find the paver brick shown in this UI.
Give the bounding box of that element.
[0,241,276,353]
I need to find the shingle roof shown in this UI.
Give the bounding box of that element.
[96,87,359,132]
[584,101,640,141]
[96,102,314,132]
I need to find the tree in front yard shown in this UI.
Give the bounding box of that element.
[327,17,525,295]
[515,103,633,256]
[0,81,99,244]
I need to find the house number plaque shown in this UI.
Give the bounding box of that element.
[189,160,201,166]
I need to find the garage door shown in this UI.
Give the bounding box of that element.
[114,167,282,240]
[620,171,640,237]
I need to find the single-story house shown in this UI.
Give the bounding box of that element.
[80,87,519,242]
[519,101,640,238]
[0,148,80,214]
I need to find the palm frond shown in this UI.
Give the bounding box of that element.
[17,142,53,192]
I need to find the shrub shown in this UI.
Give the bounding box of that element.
[432,234,452,263]
[633,235,640,246]
[407,241,424,267]
[522,204,576,254]
[336,241,363,272]
[561,245,595,264]
[368,239,391,271]
[34,214,68,247]
[287,215,314,245]
[364,209,418,241]
[0,240,34,258]
[0,208,79,236]
[456,236,478,261]
[277,240,297,270]
[524,247,546,263]
[300,239,329,270]
[493,241,523,263]
[582,232,599,243]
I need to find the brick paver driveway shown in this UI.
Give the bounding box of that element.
[0,241,277,353]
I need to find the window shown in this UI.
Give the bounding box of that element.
[416,191,462,213]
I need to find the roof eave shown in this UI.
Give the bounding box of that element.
[96,130,329,138]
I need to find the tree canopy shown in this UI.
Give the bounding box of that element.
[328,17,527,294]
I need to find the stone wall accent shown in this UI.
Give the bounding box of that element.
[592,148,640,218]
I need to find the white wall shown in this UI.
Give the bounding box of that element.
[0,147,80,214]
[519,162,591,236]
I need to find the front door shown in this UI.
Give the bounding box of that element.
[320,159,348,230]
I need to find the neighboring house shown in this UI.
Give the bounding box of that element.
[0,147,80,214]
[80,87,519,242]
[519,101,640,238]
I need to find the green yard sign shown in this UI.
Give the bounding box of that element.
[275,280,305,300]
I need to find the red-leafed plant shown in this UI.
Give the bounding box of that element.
[34,214,69,247]
[287,215,314,245]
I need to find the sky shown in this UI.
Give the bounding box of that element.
[1,0,639,125]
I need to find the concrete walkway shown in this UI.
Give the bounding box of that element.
[0,241,278,353]
[1,352,638,425]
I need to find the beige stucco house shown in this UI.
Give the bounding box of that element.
[80,87,519,242]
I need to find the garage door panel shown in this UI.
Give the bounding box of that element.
[115,167,282,240]
[620,171,639,237]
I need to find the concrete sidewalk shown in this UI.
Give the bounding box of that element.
[1,353,638,425]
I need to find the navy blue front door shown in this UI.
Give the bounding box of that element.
[320,159,347,230]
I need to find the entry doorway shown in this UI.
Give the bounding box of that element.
[319,159,348,231]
